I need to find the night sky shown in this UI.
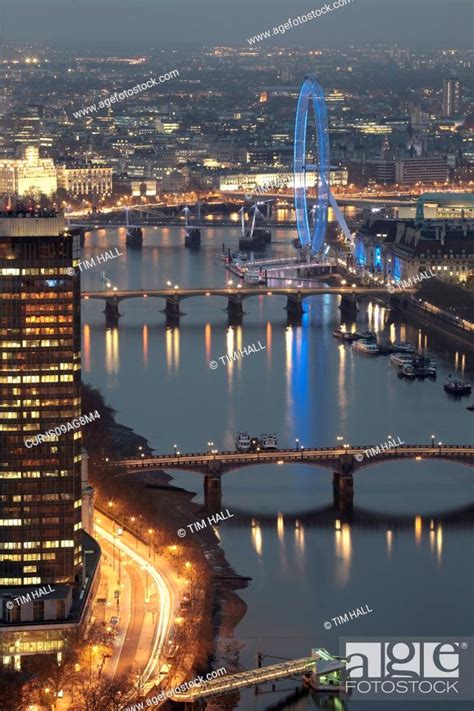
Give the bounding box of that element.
[1,0,473,47]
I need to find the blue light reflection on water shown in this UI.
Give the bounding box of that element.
[80,226,474,711]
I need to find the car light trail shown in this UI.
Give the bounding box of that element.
[95,520,174,688]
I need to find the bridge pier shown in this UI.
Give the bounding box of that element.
[165,296,183,319]
[339,293,358,318]
[204,465,222,513]
[104,298,121,326]
[333,455,354,517]
[227,295,244,322]
[286,292,305,318]
[333,473,354,517]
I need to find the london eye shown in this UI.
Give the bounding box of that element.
[294,74,330,254]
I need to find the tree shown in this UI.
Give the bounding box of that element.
[0,670,27,711]
[71,670,145,711]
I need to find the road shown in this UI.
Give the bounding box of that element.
[94,511,178,691]
[82,285,398,300]
[106,444,474,475]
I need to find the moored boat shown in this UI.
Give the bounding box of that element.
[413,356,437,378]
[444,375,472,396]
[352,339,379,354]
[390,352,414,367]
[344,332,359,342]
[355,330,377,342]
[392,341,416,353]
[244,270,260,284]
[398,363,416,379]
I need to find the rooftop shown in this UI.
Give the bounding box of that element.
[418,192,474,207]
[0,207,59,219]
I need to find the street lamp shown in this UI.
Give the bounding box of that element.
[431,434,435,447]
[130,516,138,548]
[295,438,299,451]
[148,528,154,559]
[168,544,182,577]
[173,444,178,457]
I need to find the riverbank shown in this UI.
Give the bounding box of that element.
[398,297,474,354]
[81,383,249,690]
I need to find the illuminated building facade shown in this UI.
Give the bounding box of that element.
[442,78,461,118]
[220,168,348,192]
[56,165,113,198]
[0,146,57,199]
[0,208,99,665]
[376,157,449,185]
[355,215,474,283]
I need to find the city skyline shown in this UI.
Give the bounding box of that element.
[0,6,473,709]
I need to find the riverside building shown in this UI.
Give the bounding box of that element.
[355,194,474,282]
[0,207,99,668]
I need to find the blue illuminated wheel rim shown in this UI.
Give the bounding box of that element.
[294,74,330,253]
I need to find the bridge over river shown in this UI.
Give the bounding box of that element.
[104,444,474,514]
[82,284,407,324]
[171,649,345,704]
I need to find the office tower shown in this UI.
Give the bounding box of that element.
[0,207,82,589]
[442,78,461,118]
[0,208,100,668]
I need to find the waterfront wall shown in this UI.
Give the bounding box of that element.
[396,297,474,352]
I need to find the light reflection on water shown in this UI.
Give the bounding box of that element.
[80,226,473,711]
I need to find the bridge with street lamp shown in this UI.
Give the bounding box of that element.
[103,443,474,514]
[81,284,410,325]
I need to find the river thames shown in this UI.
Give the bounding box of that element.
[81,224,473,711]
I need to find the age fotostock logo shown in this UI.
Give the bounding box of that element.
[342,637,474,701]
